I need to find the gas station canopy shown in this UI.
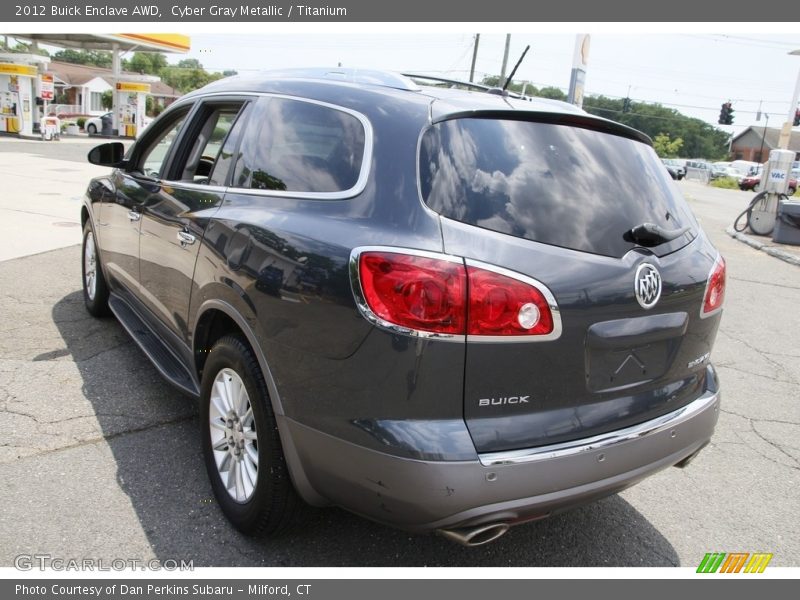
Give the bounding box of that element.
[12,33,190,54]
[5,34,189,138]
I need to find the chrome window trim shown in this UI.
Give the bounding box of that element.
[349,245,466,342]
[154,91,373,200]
[479,387,719,467]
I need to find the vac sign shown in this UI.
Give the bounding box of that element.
[769,168,788,183]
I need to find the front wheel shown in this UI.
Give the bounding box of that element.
[200,335,304,536]
[86,123,97,135]
[82,222,110,316]
[788,187,796,196]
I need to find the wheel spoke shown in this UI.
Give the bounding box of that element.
[236,382,248,416]
[233,460,244,501]
[214,380,231,412]
[243,428,258,441]
[209,418,226,432]
[242,454,257,491]
[212,436,229,452]
[210,392,227,420]
[244,443,258,467]
[241,406,253,427]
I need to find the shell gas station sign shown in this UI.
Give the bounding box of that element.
[116,81,151,94]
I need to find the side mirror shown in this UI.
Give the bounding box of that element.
[88,142,127,168]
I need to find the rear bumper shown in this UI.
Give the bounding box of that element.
[282,374,720,532]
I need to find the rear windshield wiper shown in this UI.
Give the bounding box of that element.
[625,222,691,247]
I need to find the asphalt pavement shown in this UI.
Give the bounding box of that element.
[0,140,798,567]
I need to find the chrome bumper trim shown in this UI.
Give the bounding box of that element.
[478,390,719,467]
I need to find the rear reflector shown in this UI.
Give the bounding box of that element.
[352,248,560,340]
[701,255,726,317]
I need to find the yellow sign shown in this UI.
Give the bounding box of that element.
[116,82,151,93]
[0,63,38,77]
[113,34,190,53]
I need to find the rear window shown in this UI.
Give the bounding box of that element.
[233,97,366,194]
[419,118,697,258]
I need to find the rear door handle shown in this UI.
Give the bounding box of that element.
[177,231,196,246]
[127,210,141,222]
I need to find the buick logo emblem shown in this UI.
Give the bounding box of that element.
[635,263,662,309]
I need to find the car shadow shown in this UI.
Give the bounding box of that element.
[52,289,680,567]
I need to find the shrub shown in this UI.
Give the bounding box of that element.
[710,176,739,190]
[76,117,86,129]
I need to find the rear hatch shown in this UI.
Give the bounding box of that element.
[419,110,723,453]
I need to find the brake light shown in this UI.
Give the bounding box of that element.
[701,255,726,317]
[467,266,554,336]
[353,249,559,339]
[358,252,466,335]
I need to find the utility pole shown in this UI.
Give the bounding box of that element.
[469,34,480,83]
[499,34,511,82]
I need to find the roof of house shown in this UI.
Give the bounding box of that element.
[46,61,182,98]
[731,126,800,152]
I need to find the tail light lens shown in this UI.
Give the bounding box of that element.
[358,252,466,335]
[701,255,726,317]
[353,249,559,339]
[467,266,554,336]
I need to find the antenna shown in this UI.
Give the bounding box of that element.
[502,45,530,92]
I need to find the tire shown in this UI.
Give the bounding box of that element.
[200,335,304,536]
[82,222,110,317]
[86,123,97,135]
[789,187,796,196]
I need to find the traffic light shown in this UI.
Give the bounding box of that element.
[718,102,734,125]
[794,109,800,127]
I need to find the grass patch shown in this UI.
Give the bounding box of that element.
[710,176,740,190]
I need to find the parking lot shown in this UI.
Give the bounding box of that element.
[0,138,798,567]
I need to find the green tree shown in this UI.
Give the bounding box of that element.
[537,86,567,101]
[52,49,112,68]
[101,90,113,110]
[652,133,684,158]
[123,52,168,75]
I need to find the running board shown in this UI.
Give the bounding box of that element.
[108,294,200,398]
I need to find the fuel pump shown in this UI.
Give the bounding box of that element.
[734,149,796,236]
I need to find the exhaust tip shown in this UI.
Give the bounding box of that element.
[438,522,510,547]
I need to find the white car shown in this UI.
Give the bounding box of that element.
[85,112,153,135]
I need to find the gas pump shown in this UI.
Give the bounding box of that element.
[114,81,150,138]
[735,149,796,236]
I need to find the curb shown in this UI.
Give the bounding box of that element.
[725,227,800,267]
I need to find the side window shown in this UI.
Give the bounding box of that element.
[137,111,189,178]
[178,104,245,184]
[233,97,366,194]
[209,103,251,187]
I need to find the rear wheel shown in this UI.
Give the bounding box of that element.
[200,335,303,535]
[82,222,110,316]
[788,187,796,196]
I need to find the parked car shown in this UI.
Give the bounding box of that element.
[84,112,111,135]
[86,112,153,135]
[739,174,797,194]
[81,69,724,546]
[661,158,685,180]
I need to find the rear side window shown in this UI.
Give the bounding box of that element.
[419,118,697,258]
[233,97,366,194]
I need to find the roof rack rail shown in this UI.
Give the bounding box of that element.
[402,73,532,101]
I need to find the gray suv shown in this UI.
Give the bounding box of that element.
[82,69,724,546]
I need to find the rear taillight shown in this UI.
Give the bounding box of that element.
[467,265,554,336]
[701,255,726,317]
[357,251,466,335]
[352,248,559,340]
